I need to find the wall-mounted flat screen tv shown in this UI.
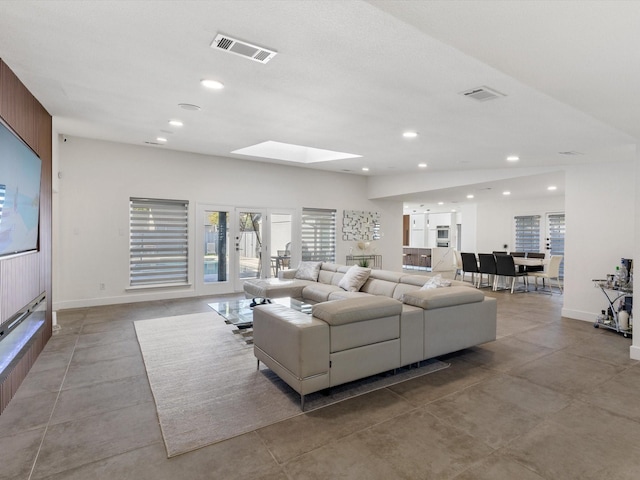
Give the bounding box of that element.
[0,117,41,258]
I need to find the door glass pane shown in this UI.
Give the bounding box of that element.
[270,213,292,277]
[203,210,229,283]
[238,211,263,279]
[547,213,565,279]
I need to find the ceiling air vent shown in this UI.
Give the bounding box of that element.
[460,86,506,102]
[211,34,277,64]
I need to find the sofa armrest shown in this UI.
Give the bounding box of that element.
[402,286,484,310]
[312,296,402,326]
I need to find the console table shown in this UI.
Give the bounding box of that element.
[346,254,382,269]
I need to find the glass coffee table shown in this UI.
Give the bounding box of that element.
[209,297,312,330]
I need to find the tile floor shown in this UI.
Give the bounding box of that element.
[0,288,638,479]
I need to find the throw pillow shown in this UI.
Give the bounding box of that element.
[338,265,372,292]
[420,274,452,290]
[294,261,322,281]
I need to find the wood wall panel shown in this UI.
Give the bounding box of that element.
[0,59,52,414]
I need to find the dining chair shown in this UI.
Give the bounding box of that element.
[277,250,290,270]
[510,251,526,273]
[477,253,497,288]
[525,252,545,273]
[530,255,563,294]
[460,252,479,285]
[494,254,528,293]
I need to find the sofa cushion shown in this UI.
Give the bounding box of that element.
[317,269,335,285]
[360,278,398,297]
[369,270,405,283]
[312,296,402,326]
[302,283,343,303]
[338,266,371,292]
[402,286,484,310]
[295,261,322,281]
[328,290,372,301]
[320,262,340,272]
[392,283,421,301]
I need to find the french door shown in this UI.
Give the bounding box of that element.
[545,212,565,279]
[195,205,293,294]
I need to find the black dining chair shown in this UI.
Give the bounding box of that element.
[494,254,528,293]
[477,253,497,289]
[510,251,526,273]
[525,252,545,273]
[460,252,479,285]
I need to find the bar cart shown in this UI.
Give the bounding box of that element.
[592,279,633,337]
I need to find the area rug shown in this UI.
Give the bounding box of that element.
[134,312,449,458]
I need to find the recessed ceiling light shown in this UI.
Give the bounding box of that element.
[547,185,557,191]
[362,167,369,172]
[466,194,474,199]
[178,103,201,111]
[418,163,427,168]
[201,79,225,90]
[403,131,418,138]
[451,209,456,212]
[437,202,444,205]
[156,137,167,143]
[503,191,511,196]
[169,120,183,127]
[506,156,519,162]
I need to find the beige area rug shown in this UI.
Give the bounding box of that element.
[134,312,450,458]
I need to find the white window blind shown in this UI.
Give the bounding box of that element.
[514,215,540,252]
[130,198,189,286]
[547,213,566,279]
[301,208,336,263]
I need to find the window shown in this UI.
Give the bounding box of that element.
[301,208,336,262]
[130,198,189,286]
[547,213,566,279]
[514,215,540,252]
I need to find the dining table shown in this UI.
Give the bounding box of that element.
[512,257,546,268]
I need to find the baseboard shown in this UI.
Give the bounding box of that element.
[53,289,211,311]
[561,308,597,322]
[630,345,640,361]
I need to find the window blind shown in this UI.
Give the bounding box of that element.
[129,198,189,286]
[514,215,540,253]
[547,213,565,279]
[301,208,336,263]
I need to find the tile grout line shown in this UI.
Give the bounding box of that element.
[27,323,85,480]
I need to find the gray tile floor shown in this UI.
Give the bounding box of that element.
[1,288,638,479]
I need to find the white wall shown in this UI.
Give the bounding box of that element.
[562,160,635,322]
[409,214,426,247]
[475,195,565,253]
[458,204,477,252]
[54,137,402,309]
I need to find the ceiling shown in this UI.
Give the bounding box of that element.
[0,1,638,208]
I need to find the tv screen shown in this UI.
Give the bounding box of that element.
[0,117,41,258]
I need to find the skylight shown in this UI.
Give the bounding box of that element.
[232,141,361,164]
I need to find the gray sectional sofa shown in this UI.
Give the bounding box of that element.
[244,262,497,409]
